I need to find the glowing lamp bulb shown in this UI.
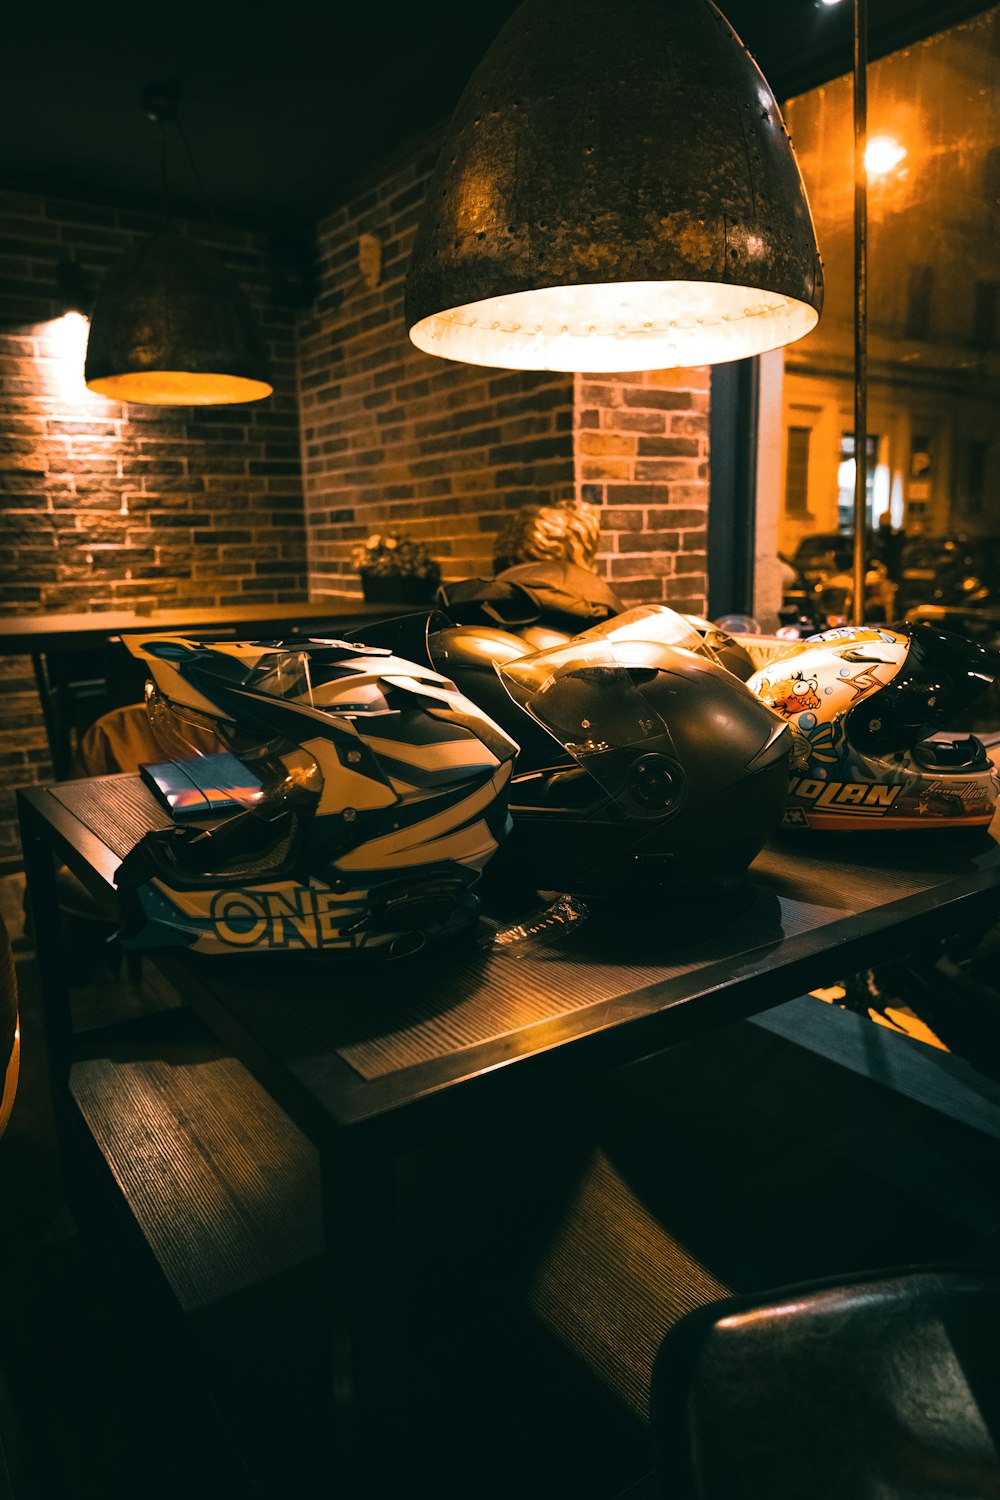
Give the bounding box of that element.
[865,136,907,177]
[405,0,823,373]
[409,283,819,373]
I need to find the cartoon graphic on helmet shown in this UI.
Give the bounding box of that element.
[114,635,519,956]
[767,672,821,716]
[438,610,792,898]
[746,624,1000,830]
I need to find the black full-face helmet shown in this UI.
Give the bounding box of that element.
[441,612,791,898]
[114,634,518,956]
[424,604,760,752]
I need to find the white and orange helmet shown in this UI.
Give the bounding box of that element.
[747,624,1000,830]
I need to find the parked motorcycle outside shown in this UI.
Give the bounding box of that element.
[895,535,1000,646]
[777,548,897,638]
[778,529,1000,640]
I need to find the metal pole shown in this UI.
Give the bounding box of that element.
[852,0,868,625]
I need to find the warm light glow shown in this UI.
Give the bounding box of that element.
[38,312,92,398]
[409,281,819,372]
[719,1303,813,1328]
[84,370,274,405]
[47,310,90,361]
[865,135,907,177]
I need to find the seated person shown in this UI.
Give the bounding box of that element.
[493,496,604,573]
[71,701,221,778]
[438,498,624,641]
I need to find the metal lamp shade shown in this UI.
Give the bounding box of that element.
[85,234,273,405]
[406,0,823,372]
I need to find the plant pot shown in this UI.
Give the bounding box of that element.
[360,572,439,606]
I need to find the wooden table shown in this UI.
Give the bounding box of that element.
[0,599,384,777]
[17,774,1000,1491]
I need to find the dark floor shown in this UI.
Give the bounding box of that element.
[0,875,253,1499]
[3,870,1000,1499]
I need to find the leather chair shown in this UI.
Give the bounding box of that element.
[0,913,18,1143]
[0,913,18,1498]
[62,703,223,985]
[71,700,220,778]
[649,1267,1000,1499]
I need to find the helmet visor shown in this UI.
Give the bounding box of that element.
[577,605,716,662]
[849,624,1000,754]
[145,683,323,814]
[498,639,683,816]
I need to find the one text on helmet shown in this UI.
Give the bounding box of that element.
[209,887,351,948]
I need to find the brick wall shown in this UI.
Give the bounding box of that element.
[575,368,710,615]
[0,188,307,862]
[299,146,709,616]
[0,157,715,867]
[299,148,577,593]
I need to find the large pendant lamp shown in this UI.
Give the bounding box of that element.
[407,0,823,372]
[84,233,273,406]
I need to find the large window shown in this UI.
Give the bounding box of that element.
[755,6,999,662]
[784,426,813,517]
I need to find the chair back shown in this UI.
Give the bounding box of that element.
[0,913,18,1139]
[651,1267,1000,1499]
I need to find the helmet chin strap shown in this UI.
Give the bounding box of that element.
[166,806,297,874]
[116,806,301,891]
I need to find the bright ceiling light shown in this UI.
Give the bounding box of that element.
[865,135,907,177]
[406,0,823,373]
[47,310,90,362]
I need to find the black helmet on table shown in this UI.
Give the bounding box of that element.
[431,609,791,898]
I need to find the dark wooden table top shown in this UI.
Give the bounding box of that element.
[20,773,1000,1146]
[0,598,385,654]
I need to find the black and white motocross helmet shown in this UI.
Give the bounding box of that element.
[115,635,518,957]
[430,610,791,898]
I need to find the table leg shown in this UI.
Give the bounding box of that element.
[321,1134,401,1479]
[31,651,71,781]
[17,795,73,1079]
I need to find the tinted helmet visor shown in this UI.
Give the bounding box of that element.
[145,683,323,814]
[499,639,685,818]
[847,624,1000,755]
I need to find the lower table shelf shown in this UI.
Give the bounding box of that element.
[60,1006,335,1494]
[68,1007,323,1315]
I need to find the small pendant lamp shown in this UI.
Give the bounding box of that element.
[85,233,273,405]
[407,0,823,372]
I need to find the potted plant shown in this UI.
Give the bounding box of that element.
[352,530,442,606]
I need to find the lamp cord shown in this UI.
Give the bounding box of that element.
[175,112,219,227]
[157,115,172,229]
[142,82,218,230]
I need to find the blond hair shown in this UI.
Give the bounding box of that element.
[493,499,602,573]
